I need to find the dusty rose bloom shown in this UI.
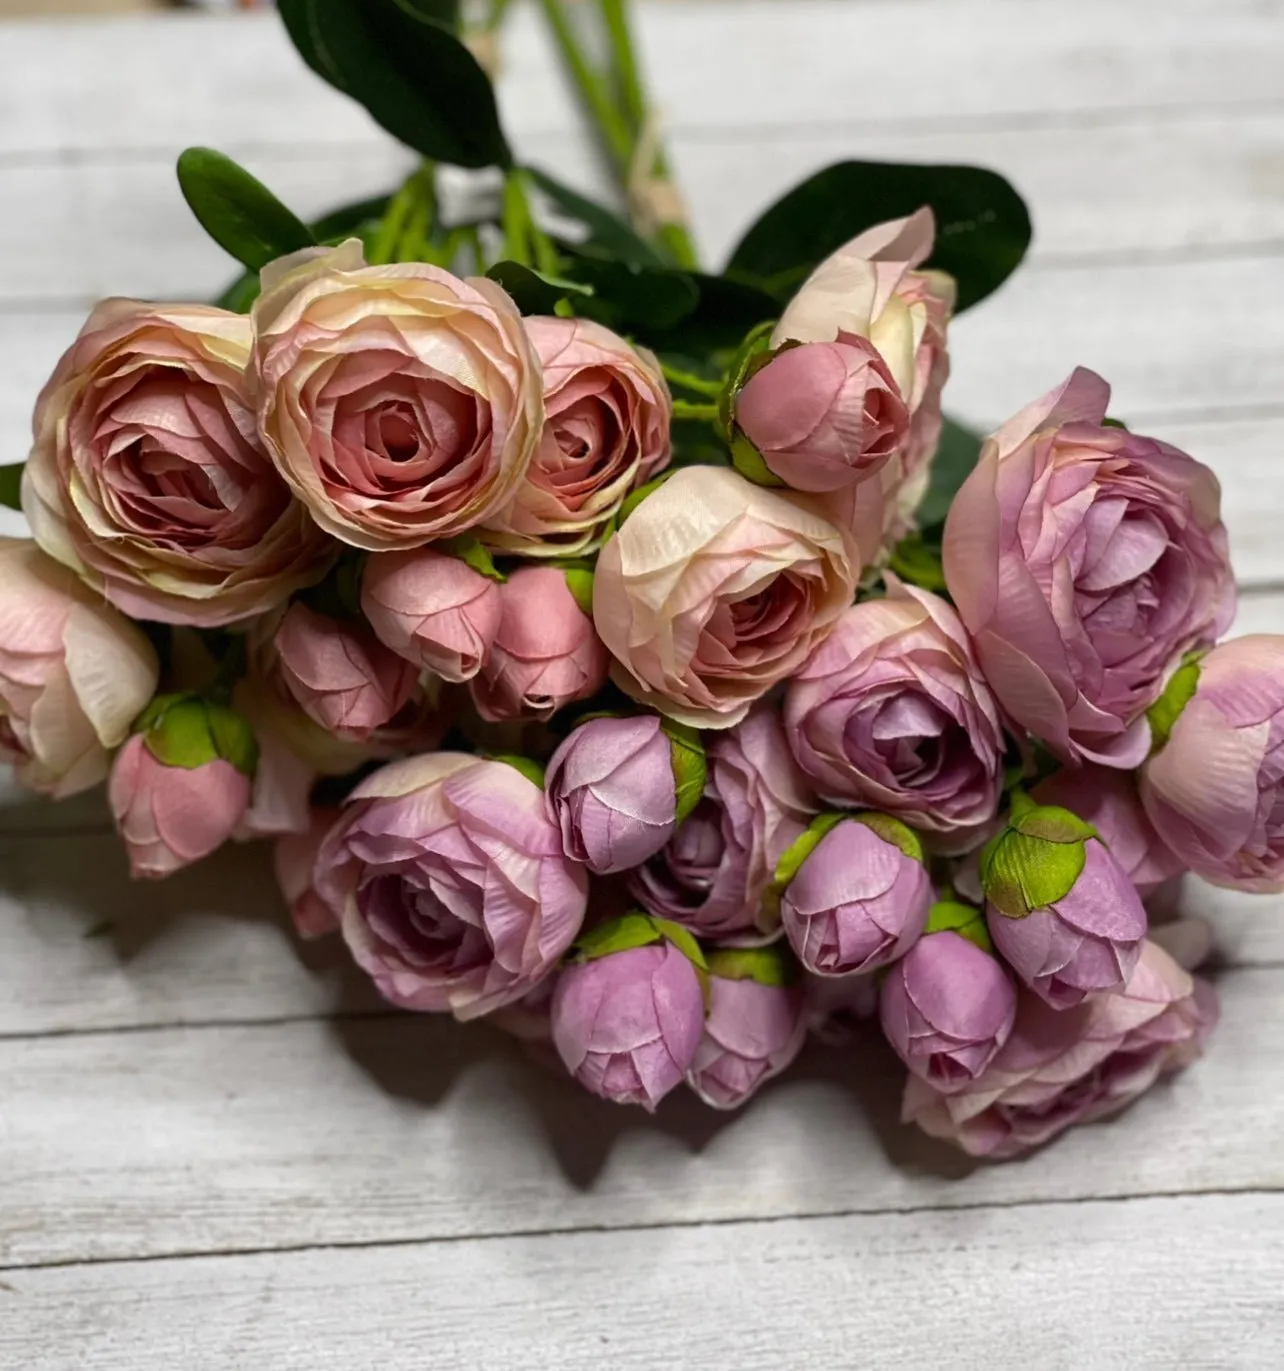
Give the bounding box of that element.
[274,807,341,940]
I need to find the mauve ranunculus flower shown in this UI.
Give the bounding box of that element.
[594,466,857,728]
[903,939,1218,1158]
[734,334,908,493]
[545,714,693,874]
[0,538,158,798]
[943,367,1234,766]
[551,932,705,1110]
[315,753,588,1018]
[687,951,806,1110]
[109,733,251,880]
[274,807,340,940]
[481,315,671,556]
[780,815,932,976]
[784,577,1004,838]
[361,545,502,683]
[1034,765,1182,897]
[879,929,1018,1093]
[633,706,817,939]
[1142,635,1284,893]
[470,565,609,722]
[23,299,334,626]
[273,602,419,742]
[251,241,543,551]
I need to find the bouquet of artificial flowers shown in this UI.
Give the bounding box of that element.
[1,0,1277,1161]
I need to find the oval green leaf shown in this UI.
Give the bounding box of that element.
[177,148,315,273]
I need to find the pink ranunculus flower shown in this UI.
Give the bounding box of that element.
[594,466,857,728]
[470,565,609,722]
[273,602,419,743]
[251,241,543,551]
[903,939,1219,1158]
[315,754,588,1019]
[361,546,502,683]
[481,315,671,556]
[1034,765,1182,897]
[734,334,908,493]
[274,806,341,940]
[0,538,158,797]
[943,367,1234,766]
[632,706,817,939]
[109,733,251,880]
[23,300,334,626]
[1142,635,1284,893]
[784,577,1005,839]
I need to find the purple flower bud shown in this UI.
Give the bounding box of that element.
[987,836,1147,1010]
[545,715,701,875]
[880,930,1018,1093]
[780,815,932,976]
[686,949,805,1110]
[551,937,705,1111]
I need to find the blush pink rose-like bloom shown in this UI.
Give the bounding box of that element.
[361,546,502,683]
[251,241,543,551]
[594,466,858,728]
[632,706,817,940]
[734,335,908,493]
[943,367,1234,767]
[273,602,419,743]
[1033,765,1182,898]
[470,565,609,722]
[0,538,158,798]
[23,299,334,626]
[274,807,341,940]
[784,577,1004,839]
[481,315,671,556]
[1141,635,1284,893]
[903,939,1218,1159]
[314,754,588,1019]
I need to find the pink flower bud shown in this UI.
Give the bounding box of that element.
[273,602,418,741]
[735,335,908,493]
[273,807,340,940]
[879,930,1018,1093]
[470,565,609,722]
[361,546,502,683]
[551,938,705,1111]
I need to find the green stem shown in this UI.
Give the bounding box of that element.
[536,0,633,172]
[661,363,722,398]
[503,169,561,276]
[600,0,646,135]
[671,400,720,423]
[369,165,435,265]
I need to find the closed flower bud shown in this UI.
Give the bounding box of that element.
[109,694,257,880]
[273,806,340,940]
[551,913,707,1111]
[687,945,805,1109]
[879,928,1018,1093]
[545,714,705,875]
[778,813,932,976]
[981,794,1147,1008]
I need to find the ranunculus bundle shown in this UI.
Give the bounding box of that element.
[2,0,1275,1162]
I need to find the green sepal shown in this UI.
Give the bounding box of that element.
[438,534,505,583]
[979,796,1094,918]
[1146,655,1203,753]
[557,563,596,619]
[1009,801,1096,845]
[571,911,664,962]
[490,754,546,788]
[771,812,847,898]
[660,718,707,826]
[851,811,926,863]
[137,693,258,777]
[925,900,994,955]
[719,321,778,436]
[729,432,786,488]
[706,943,798,987]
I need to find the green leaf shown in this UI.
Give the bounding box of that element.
[312,191,395,241]
[887,531,947,592]
[284,0,511,170]
[0,463,23,511]
[569,257,700,333]
[727,159,1032,313]
[177,147,315,273]
[486,261,592,316]
[915,415,984,530]
[648,275,782,358]
[660,719,707,826]
[526,167,665,269]
[706,944,797,987]
[1147,657,1203,753]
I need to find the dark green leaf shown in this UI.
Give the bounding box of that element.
[727,160,1032,313]
[0,463,23,511]
[916,415,984,529]
[312,191,394,241]
[177,147,315,272]
[570,257,699,334]
[284,0,511,169]
[647,274,780,357]
[525,167,664,269]
[486,261,592,316]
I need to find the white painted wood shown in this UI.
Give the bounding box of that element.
[0,966,1277,1267]
[2,1195,1280,1369]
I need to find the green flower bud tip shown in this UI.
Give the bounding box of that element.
[925,899,994,956]
[706,944,798,987]
[1146,655,1203,753]
[661,718,707,826]
[138,693,258,777]
[490,754,546,789]
[980,796,1095,919]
